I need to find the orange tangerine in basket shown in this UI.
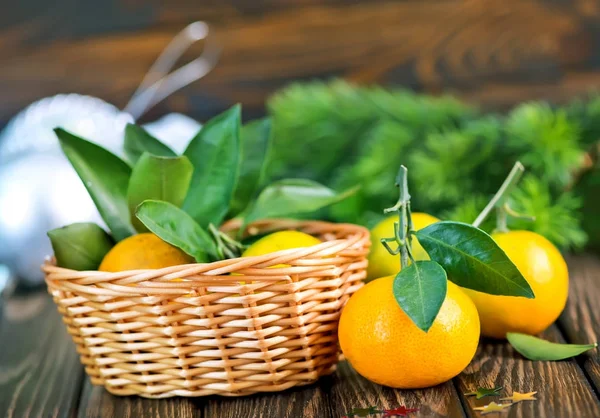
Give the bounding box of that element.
[99,233,193,272]
[241,230,322,268]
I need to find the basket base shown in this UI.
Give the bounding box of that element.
[98,366,337,398]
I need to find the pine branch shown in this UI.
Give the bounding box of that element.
[508,175,587,249]
[266,80,591,249]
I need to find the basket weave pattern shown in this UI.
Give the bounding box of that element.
[43,220,370,398]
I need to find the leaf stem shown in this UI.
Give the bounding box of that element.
[496,206,508,233]
[382,165,413,269]
[472,161,524,229]
[209,224,244,260]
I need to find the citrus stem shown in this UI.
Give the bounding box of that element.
[382,165,413,270]
[472,161,524,230]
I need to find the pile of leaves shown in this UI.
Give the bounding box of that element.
[267,80,600,250]
[49,105,354,270]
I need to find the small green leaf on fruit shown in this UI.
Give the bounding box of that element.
[464,386,503,399]
[243,179,358,226]
[393,260,447,332]
[124,123,176,164]
[127,153,193,232]
[48,223,114,270]
[136,200,218,262]
[416,221,534,298]
[54,128,135,241]
[507,332,598,361]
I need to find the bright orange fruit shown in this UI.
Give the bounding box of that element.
[338,276,480,388]
[463,230,568,339]
[99,233,193,272]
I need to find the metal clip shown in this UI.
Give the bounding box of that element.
[123,21,221,120]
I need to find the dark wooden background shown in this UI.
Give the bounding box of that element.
[2,0,600,127]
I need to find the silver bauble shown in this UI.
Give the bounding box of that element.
[0,95,200,285]
[0,21,213,287]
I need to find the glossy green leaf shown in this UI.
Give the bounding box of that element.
[183,105,241,228]
[54,128,135,241]
[48,223,114,270]
[507,332,598,361]
[243,179,359,225]
[415,221,534,298]
[230,118,272,215]
[128,153,193,232]
[124,123,176,164]
[135,200,218,262]
[393,260,447,332]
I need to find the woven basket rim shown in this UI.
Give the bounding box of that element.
[42,219,370,282]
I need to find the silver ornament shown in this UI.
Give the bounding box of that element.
[0,22,216,285]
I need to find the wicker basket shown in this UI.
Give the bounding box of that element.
[43,219,370,398]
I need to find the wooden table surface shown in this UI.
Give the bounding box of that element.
[2,0,600,126]
[0,254,598,418]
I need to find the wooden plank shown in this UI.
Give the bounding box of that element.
[203,381,331,418]
[455,326,600,418]
[328,361,466,418]
[559,255,600,392]
[0,291,83,418]
[77,380,202,418]
[1,0,599,123]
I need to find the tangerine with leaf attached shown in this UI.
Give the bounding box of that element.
[463,230,568,339]
[338,277,480,388]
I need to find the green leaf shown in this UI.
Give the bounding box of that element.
[243,179,359,225]
[464,387,503,399]
[128,153,193,232]
[183,105,241,228]
[124,123,176,164]
[48,223,114,270]
[229,118,272,216]
[54,128,135,241]
[415,221,534,298]
[507,332,598,361]
[135,200,218,262]
[393,260,447,332]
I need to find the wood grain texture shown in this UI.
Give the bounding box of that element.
[1,0,600,125]
[0,292,83,418]
[329,362,466,418]
[559,255,600,393]
[203,380,331,418]
[455,326,600,418]
[77,380,201,418]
